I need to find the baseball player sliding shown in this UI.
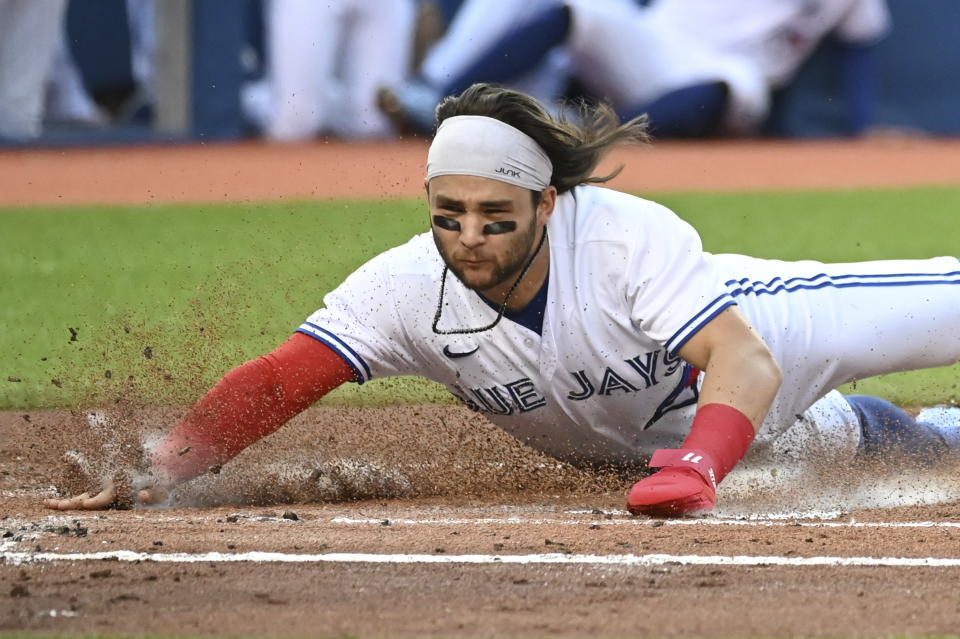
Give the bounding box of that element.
[46,84,960,516]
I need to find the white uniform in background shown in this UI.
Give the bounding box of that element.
[126,0,157,110]
[300,185,960,467]
[565,0,891,132]
[0,0,67,139]
[420,0,573,107]
[244,0,415,141]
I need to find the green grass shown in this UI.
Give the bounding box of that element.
[1,186,958,410]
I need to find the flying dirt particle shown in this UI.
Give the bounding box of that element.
[90,570,112,579]
[10,585,29,598]
[380,519,391,526]
[68,327,79,342]
[589,524,601,530]
[19,413,29,421]
[651,520,665,528]
[177,446,191,456]
[281,511,299,521]
[40,357,47,361]
[434,548,446,553]
[51,379,63,388]
[109,594,142,603]
[695,580,723,589]
[253,593,288,605]
[512,578,529,585]
[7,376,21,382]
[208,464,222,474]
[143,346,153,359]
[105,370,112,379]
[152,540,164,547]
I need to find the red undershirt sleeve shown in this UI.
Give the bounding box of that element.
[149,332,356,484]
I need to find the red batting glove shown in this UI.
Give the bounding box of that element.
[627,448,719,517]
[628,404,757,517]
[627,468,716,516]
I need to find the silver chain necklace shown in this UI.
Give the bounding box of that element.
[431,228,548,335]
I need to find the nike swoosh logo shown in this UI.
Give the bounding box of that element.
[443,345,479,359]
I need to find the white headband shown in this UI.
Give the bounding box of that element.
[426,115,553,191]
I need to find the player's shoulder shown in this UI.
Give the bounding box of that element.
[361,231,442,279]
[553,185,683,245]
[327,231,440,313]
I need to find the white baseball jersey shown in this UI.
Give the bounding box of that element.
[301,186,960,466]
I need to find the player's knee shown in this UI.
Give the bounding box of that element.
[846,394,949,464]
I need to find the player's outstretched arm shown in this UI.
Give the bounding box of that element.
[43,332,356,510]
[628,307,782,516]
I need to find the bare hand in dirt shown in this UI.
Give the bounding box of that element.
[43,480,169,510]
[44,479,118,510]
[44,448,171,510]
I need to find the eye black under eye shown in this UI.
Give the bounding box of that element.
[483,221,517,235]
[432,215,460,231]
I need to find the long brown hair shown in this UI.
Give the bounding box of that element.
[435,83,649,194]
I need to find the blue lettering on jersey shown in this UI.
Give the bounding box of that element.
[662,349,683,376]
[624,351,658,388]
[448,350,680,415]
[566,370,594,401]
[452,377,547,415]
[598,368,638,395]
[506,378,547,411]
[469,386,514,415]
[566,349,675,401]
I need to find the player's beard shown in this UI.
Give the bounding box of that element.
[433,215,539,294]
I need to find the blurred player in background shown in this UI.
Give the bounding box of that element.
[0,0,67,140]
[383,0,574,125]
[242,0,415,141]
[46,84,959,516]
[381,0,889,138]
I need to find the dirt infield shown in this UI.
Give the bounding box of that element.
[3,138,960,638]
[5,406,960,637]
[3,137,960,206]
